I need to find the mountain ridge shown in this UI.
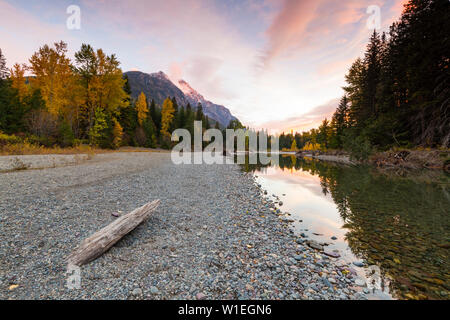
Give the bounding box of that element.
[124,70,238,127]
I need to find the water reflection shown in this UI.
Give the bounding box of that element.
[240,155,450,300]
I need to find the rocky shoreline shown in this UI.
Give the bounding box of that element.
[1,152,369,300]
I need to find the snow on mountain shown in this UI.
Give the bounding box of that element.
[124,71,237,127]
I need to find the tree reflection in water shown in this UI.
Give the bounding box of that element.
[240,154,450,300]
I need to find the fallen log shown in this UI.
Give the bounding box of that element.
[67,200,160,266]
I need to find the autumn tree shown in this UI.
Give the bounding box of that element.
[74,44,127,137]
[136,92,149,125]
[160,97,175,146]
[9,63,29,102]
[29,41,78,116]
[112,118,123,149]
[291,139,298,151]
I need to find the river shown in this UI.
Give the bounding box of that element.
[240,155,449,300]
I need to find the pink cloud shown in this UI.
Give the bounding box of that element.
[262,0,321,67]
[259,98,339,134]
[261,0,405,68]
[0,0,70,68]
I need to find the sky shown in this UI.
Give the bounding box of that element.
[0,0,407,133]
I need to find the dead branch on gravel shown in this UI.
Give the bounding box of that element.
[67,200,160,266]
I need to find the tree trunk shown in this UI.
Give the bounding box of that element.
[67,200,160,266]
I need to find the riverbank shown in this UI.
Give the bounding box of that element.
[0,152,368,300]
[296,149,449,172]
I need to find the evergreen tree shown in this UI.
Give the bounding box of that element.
[149,99,160,134]
[0,49,9,79]
[196,103,204,121]
[170,97,179,132]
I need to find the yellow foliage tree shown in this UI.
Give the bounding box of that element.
[112,118,123,149]
[10,63,29,102]
[74,44,127,133]
[136,92,149,125]
[291,139,298,151]
[29,41,80,116]
[303,141,321,151]
[160,97,175,139]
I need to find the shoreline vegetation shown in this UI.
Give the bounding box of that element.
[1,1,448,173]
[295,149,449,172]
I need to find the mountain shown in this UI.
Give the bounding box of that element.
[176,80,237,129]
[124,71,238,127]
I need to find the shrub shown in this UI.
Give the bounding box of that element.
[342,130,374,162]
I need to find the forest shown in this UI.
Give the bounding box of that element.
[279,0,449,160]
[0,0,448,158]
[0,42,242,152]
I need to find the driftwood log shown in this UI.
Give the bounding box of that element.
[67,200,160,266]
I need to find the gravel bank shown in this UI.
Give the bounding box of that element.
[0,154,91,172]
[0,152,362,300]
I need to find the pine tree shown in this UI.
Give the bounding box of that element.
[196,103,204,121]
[330,96,349,149]
[149,99,160,134]
[170,97,179,132]
[89,108,108,146]
[184,103,194,137]
[317,119,330,149]
[178,106,185,128]
[0,49,9,79]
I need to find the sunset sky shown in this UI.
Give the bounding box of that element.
[0,0,406,133]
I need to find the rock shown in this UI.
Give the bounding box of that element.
[353,261,364,267]
[331,236,337,240]
[293,254,304,261]
[111,212,120,217]
[354,278,366,287]
[323,250,340,258]
[322,278,333,288]
[131,288,142,296]
[245,284,254,291]
[306,240,323,251]
[196,292,207,300]
[279,201,283,206]
[149,286,160,295]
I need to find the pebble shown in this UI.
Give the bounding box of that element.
[0,152,359,300]
[196,293,206,300]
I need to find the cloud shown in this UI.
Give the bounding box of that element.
[259,98,340,134]
[262,0,321,67]
[80,0,254,103]
[0,0,72,68]
[1,0,409,131]
[261,0,402,68]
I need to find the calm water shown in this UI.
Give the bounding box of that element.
[240,155,450,300]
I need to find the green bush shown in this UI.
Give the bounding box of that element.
[58,120,75,147]
[342,129,374,162]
